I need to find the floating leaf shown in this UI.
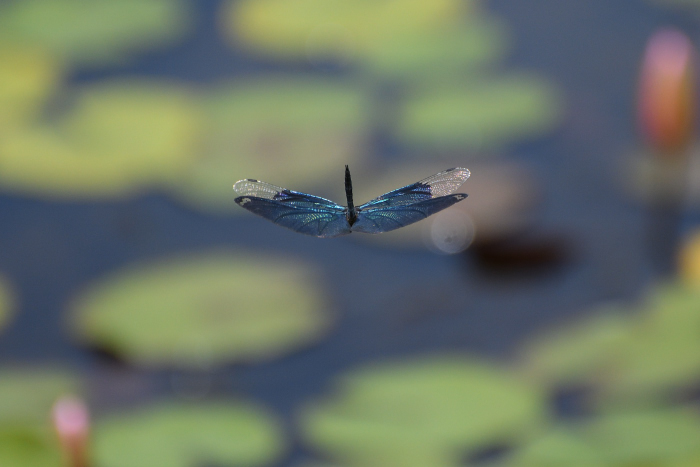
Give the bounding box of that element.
[0,367,80,424]
[397,74,562,151]
[0,81,203,199]
[0,0,189,65]
[70,251,332,368]
[601,283,700,404]
[300,356,545,466]
[506,409,700,466]
[94,402,284,467]
[521,307,631,385]
[174,77,367,214]
[0,367,81,467]
[225,0,466,62]
[0,427,62,467]
[587,409,700,465]
[363,17,508,80]
[504,429,602,467]
[0,44,62,130]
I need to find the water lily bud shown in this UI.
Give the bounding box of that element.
[52,396,90,467]
[638,28,696,155]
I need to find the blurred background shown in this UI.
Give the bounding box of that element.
[1,0,700,466]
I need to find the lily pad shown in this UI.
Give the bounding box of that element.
[225,0,466,62]
[506,409,700,466]
[520,282,700,406]
[94,401,284,467]
[70,251,332,368]
[397,74,562,151]
[0,427,62,467]
[362,17,508,80]
[174,77,368,214]
[520,307,632,385]
[0,367,82,467]
[0,367,80,424]
[0,44,62,131]
[0,81,203,199]
[0,0,189,65]
[601,283,700,404]
[300,355,545,466]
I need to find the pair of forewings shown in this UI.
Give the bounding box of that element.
[233,168,470,238]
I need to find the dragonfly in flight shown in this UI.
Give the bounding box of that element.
[233,166,470,238]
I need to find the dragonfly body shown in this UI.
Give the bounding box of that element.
[234,166,469,238]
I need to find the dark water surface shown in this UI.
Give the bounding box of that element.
[0,1,695,465]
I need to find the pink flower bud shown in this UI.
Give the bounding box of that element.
[638,28,696,155]
[52,396,90,467]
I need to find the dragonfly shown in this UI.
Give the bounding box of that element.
[233,166,470,238]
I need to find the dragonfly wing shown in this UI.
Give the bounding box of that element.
[352,193,467,234]
[233,179,350,237]
[234,179,340,207]
[358,167,470,211]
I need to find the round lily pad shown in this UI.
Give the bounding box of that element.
[300,356,545,466]
[0,0,189,65]
[397,74,562,151]
[70,251,332,368]
[224,0,465,63]
[0,44,62,131]
[174,77,368,214]
[94,402,284,467]
[0,81,203,199]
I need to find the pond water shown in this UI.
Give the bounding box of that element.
[1,1,699,466]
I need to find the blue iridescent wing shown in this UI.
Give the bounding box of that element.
[352,193,467,233]
[233,179,351,237]
[357,167,470,211]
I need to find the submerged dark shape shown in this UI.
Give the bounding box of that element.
[233,166,470,238]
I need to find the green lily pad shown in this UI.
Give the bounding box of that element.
[0,367,82,467]
[70,251,332,368]
[174,77,368,214]
[94,401,285,467]
[587,409,700,465]
[362,17,508,80]
[225,0,465,62]
[0,368,80,424]
[520,306,632,385]
[0,0,189,65]
[0,427,62,467]
[300,356,545,466]
[397,74,562,151]
[0,44,62,131]
[0,81,203,199]
[506,409,700,467]
[601,283,700,405]
[504,429,602,467]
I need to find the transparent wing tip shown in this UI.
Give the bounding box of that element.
[451,167,470,181]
